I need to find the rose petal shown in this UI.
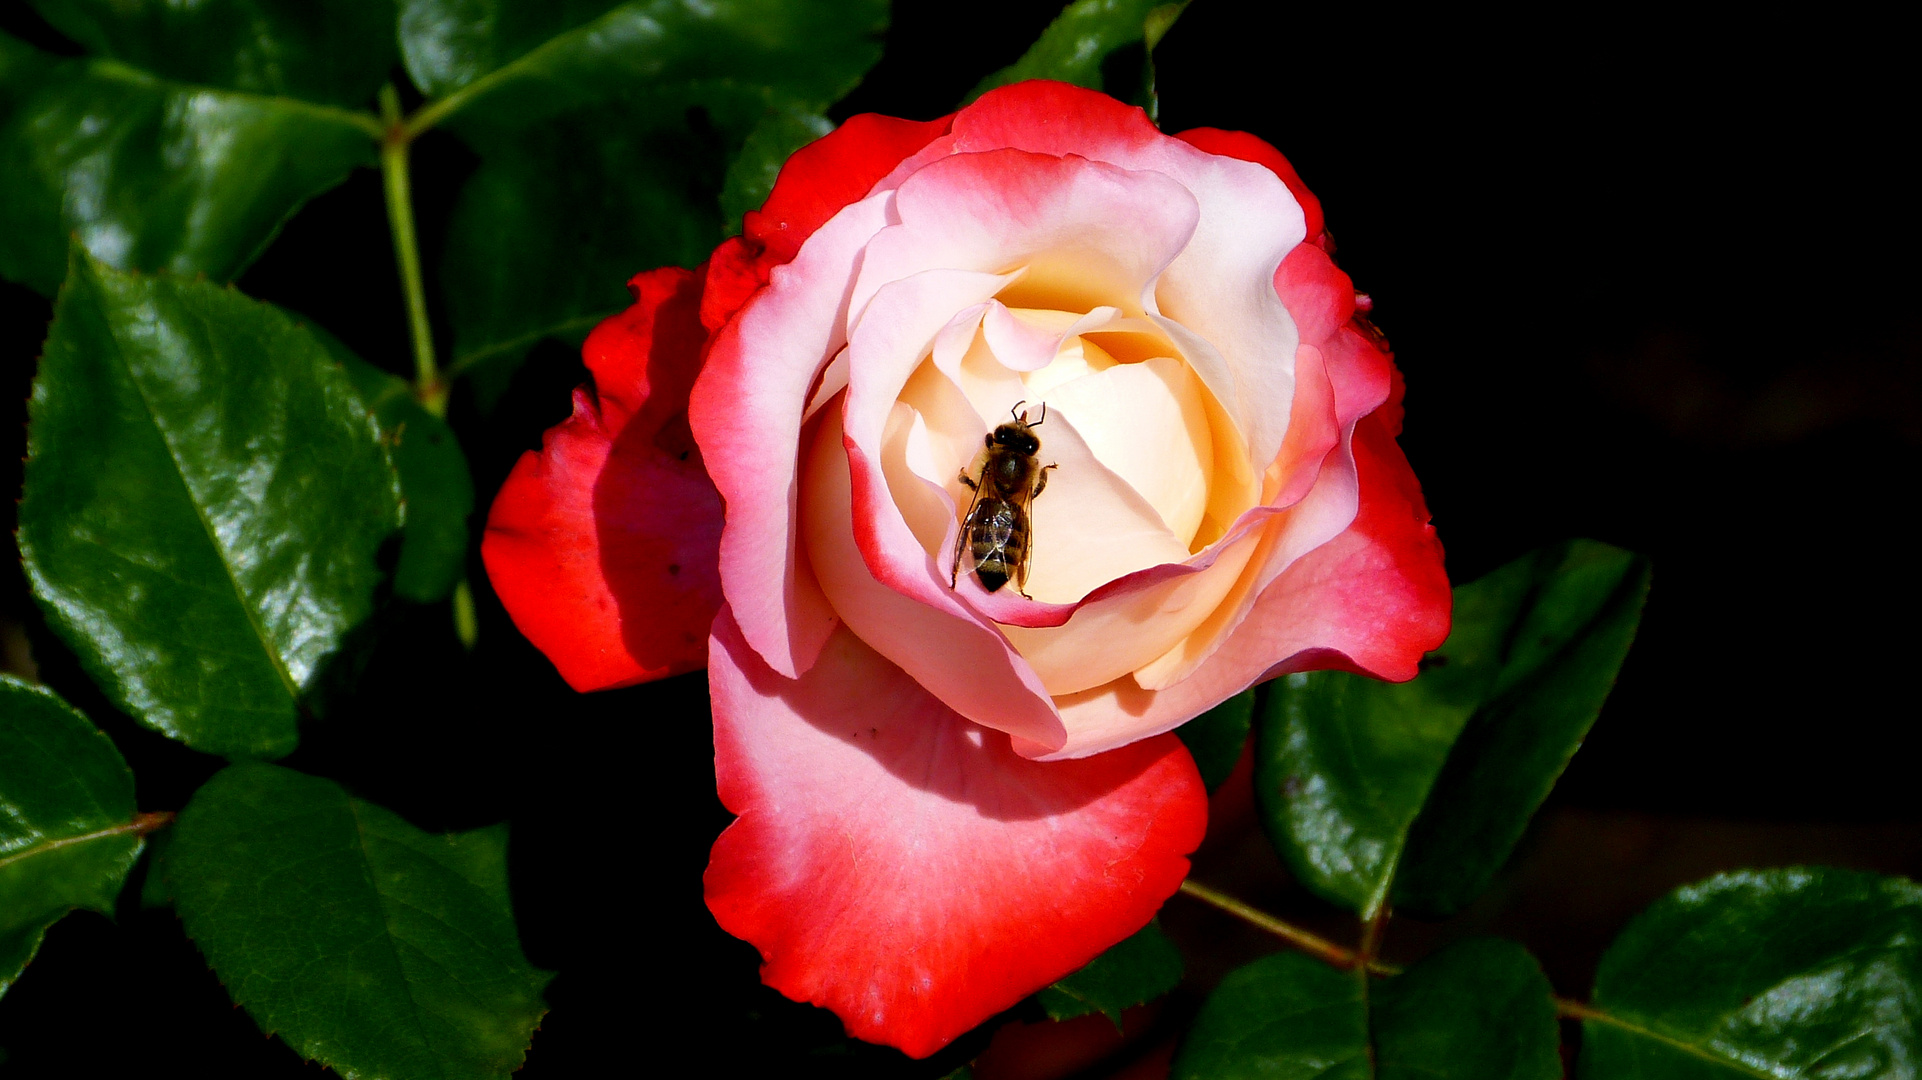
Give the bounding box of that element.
[852,148,1200,326]
[705,611,1208,1059]
[1038,356,1214,546]
[1036,398,1450,760]
[804,405,1068,749]
[690,193,897,678]
[1176,127,1326,243]
[482,268,722,690]
[953,82,1307,473]
[746,112,954,268]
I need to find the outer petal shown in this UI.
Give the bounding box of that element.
[746,112,954,268]
[483,269,723,690]
[1176,127,1325,242]
[690,195,896,678]
[704,611,1208,1059]
[952,82,1307,472]
[1043,396,1451,757]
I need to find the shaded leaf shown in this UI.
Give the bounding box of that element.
[0,29,377,296]
[966,0,1188,118]
[135,826,173,911]
[1372,938,1560,1080]
[720,103,832,235]
[442,105,725,409]
[1256,540,1649,918]
[1036,919,1183,1026]
[332,342,475,603]
[1172,950,1370,1080]
[1582,868,1922,1079]
[29,0,397,108]
[0,676,145,997]
[1392,540,1651,915]
[399,0,885,135]
[19,256,402,759]
[169,763,553,1080]
[1176,688,1254,793]
[402,0,886,399]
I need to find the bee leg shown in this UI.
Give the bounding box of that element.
[1031,462,1059,499]
[958,470,978,491]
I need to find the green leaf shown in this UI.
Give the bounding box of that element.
[169,763,553,1080]
[0,28,377,296]
[1256,540,1650,918]
[332,342,475,603]
[400,0,885,133]
[1582,868,1922,1079]
[135,826,174,911]
[1392,540,1651,915]
[1036,919,1184,1026]
[18,255,403,759]
[1,676,146,998]
[441,105,727,409]
[1372,938,1560,1080]
[1176,688,1254,793]
[400,0,886,399]
[720,103,833,235]
[966,0,1189,118]
[1172,951,1370,1080]
[29,0,397,108]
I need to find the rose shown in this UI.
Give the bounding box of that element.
[483,80,1449,1056]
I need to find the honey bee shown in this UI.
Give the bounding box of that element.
[951,402,1057,598]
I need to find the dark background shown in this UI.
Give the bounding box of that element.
[2,2,1916,1076]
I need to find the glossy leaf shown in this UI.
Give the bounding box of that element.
[29,0,397,108]
[1582,868,1922,1079]
[334,344,475,603]
[1393,540,1651,915]
[169,763,553,1080]
[1256,540,1649,918]
[0,30,377,296]
[0,676,146,997]
[966,0,1188,116]
[1176,688,1254,793]
[720,103,833,235]
[19,256,402,759]
[1172,950,1370,1080]
[1036,919,1183,1026]
[399,0,885,133]
[1372,938,1561,1080]
[405,0,886,398]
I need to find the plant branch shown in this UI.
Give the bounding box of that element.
[1179,879,1625,1030]
[1177,879,1401,976]
[377,84,445,417]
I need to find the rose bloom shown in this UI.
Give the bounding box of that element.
[484,81,1448,1057]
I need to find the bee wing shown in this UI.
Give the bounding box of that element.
[1005,477,1038,594]
[952,457,992,584]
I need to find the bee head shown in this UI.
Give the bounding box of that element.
[990,423,1040,455]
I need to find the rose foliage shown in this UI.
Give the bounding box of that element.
[483,80,1450,1056]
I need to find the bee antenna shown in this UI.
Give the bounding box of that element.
[1032,401,1047,426]
[1009,400,1027,422]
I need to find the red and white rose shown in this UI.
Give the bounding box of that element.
[484,80,1449,1057]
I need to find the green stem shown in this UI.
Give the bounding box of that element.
[452,578,478,651]
[377,84,445,417]
[1179,879,1620,1024]
[1178,880,1401,975]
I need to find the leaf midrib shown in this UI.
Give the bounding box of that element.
[0,819,142,873]
[344,797,459,1080]
[1585,1006,1785,1080]
[98,283,306,721]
